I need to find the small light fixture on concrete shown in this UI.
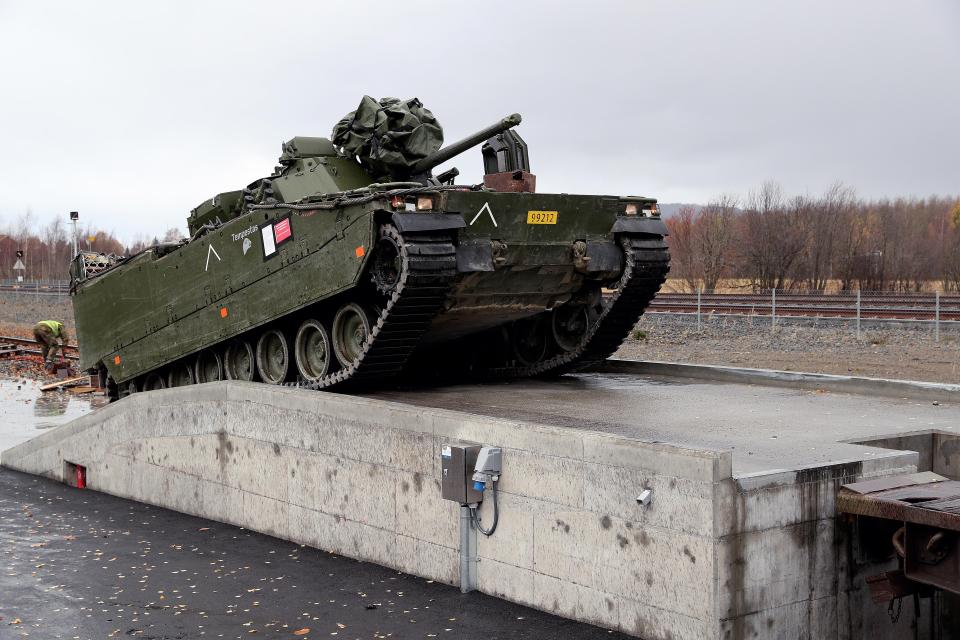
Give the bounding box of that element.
[636,488,653,507]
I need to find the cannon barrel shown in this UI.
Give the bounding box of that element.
[409,113,522,176]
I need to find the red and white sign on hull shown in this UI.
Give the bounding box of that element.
[261,216,294,259]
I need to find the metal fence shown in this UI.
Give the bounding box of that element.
[2,280,71,326]
[4,280,958,341]
[0,279,71,295]
[649,290,960,340]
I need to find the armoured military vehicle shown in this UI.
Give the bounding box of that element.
[70,97,669,399]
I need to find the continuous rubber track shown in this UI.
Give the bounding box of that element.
[482,234,670,379]
[563,235,671,372]
[124,231,663,394]
[287,230,457,391]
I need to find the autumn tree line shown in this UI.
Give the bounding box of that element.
[666,182,960,292]
[0,212,182,281]
[3,187,960,291]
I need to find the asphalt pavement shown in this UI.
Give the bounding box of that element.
[0,468,623,640]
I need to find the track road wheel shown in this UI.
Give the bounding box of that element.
[332,302,371,368]
[143,372,166,391]
[119,379,138,398]
[294,319,331,382]
[194,349,223,383]
[551,305,590,352]
[511,316,548,366]
[371,225,403,295]
[167,361,194,388]
[223,339,255,381]
[256,329,291,384]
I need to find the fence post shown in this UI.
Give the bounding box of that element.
[697,288,702,332]
[771,288,776,330]
[935,291,940,343]
[856,289,861,340]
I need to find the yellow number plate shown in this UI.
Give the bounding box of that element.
[527,210,558,224]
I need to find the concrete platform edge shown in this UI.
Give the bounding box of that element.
[0,379,934,639]
[597,359,960,401]
[1,381,736,639]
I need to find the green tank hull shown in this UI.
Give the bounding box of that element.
[70,106,669,398]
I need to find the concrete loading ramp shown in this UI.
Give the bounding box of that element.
[365,369,960,476]
[2,373,957,639]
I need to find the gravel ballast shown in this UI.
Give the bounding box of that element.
[616,313,960,384]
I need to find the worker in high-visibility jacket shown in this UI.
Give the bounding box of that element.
[33,320,69,368]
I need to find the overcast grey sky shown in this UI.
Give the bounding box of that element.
[1,0,958,240]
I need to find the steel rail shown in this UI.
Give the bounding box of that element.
[649,292,960,321]
[0,335,80,358]
[654,293,960,305]
[0,283,71,293]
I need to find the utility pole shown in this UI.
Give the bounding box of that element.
[69,211,79,258]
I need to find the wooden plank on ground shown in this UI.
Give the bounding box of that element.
[67,386,97,395]
[39,376,88,391]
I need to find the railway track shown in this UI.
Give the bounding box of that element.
[0,283,71,295]
[648,292,960,321]
[0,335,80,360]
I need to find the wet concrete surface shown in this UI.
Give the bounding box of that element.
[0,378,105,452]
[366,372,960,475]
[0,468,626,640]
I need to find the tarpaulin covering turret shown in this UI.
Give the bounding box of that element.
[332,96,444,178]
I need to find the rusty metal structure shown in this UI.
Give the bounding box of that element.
[838,472,960,602]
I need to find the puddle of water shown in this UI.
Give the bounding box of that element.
[573,372,693,390]
[34,392,72,417]
[0,377,107,452]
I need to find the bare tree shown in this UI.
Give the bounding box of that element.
[162,227,185,242]
[738,181,805,290]
[944,201,960,291]
[41,217,68,281]
[796,183,856,291]
[664,197,738,291]
[694,195,738,291]
[664,206,699,291]
[832,203,870,290]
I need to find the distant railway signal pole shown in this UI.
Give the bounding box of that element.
[13,249,25,323]
[14,249,25,283]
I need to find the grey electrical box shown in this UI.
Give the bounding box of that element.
[441,444,483,504]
